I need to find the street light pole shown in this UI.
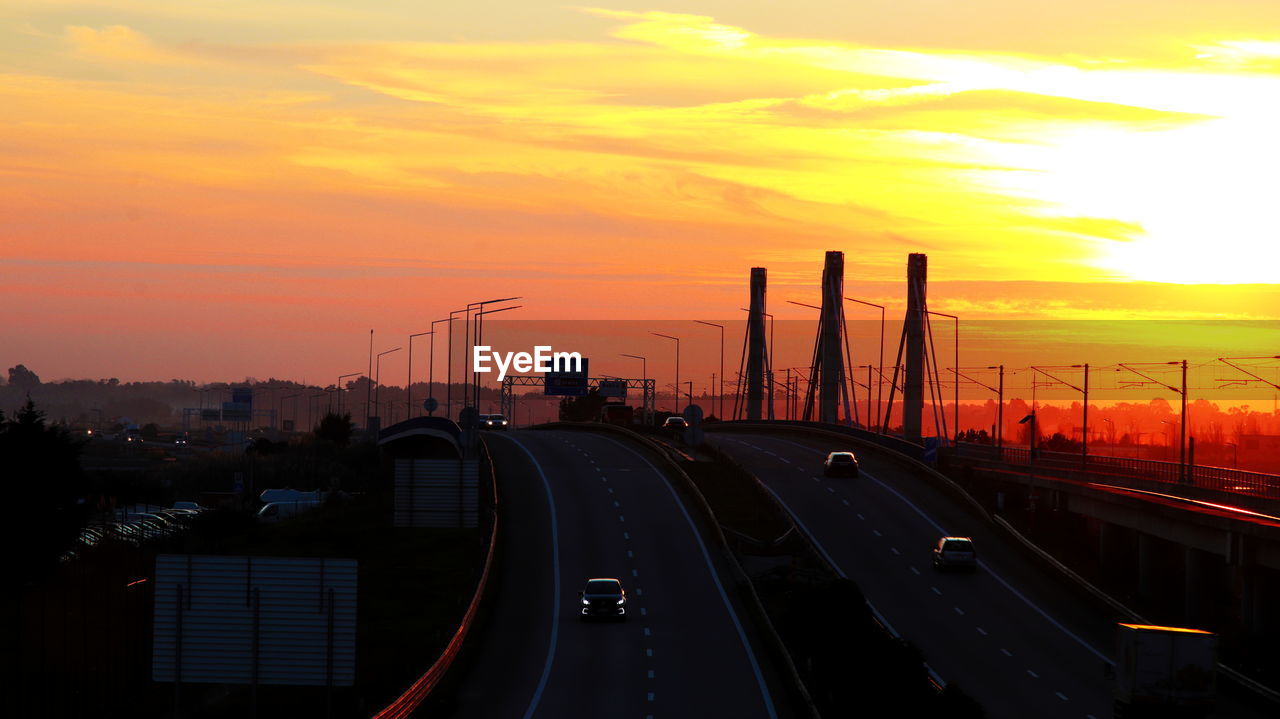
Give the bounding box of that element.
[337,373,361,418]
[447,309,465,420]
[845,296,885,432]
[374,347,402,430]
[694,321,724,420]
[650,332,681,413]
[473,301,522,411]
[366,329,374,430]
[429,318,449,416]
[408,330,433,418]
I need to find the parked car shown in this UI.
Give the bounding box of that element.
[258,500,323,522]
[932,536,978,572]
[823,451,860,477]
[579,577,627,621]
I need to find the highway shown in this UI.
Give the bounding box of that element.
[448,429,782,719]
[710,428,1119,719]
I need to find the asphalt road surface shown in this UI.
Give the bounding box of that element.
[448,429,781,719]
[711,428,1270,719]
[712,429,1121,719]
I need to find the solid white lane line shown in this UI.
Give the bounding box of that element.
[767,437,1112,664]
[596,435,778,719]
[504,436,561,719]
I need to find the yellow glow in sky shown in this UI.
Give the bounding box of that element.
[2,2,1279,380]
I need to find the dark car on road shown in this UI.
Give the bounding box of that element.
[483,413,510,431]
[579,577,627,621]
[823,451,859,477]
[932,536,978,572]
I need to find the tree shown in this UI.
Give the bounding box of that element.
[316,412,354,445]
[7,364,40,388]
[1,398,87,575]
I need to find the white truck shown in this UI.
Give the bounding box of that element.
[1113,623,1216,718]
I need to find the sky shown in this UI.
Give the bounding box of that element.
[2,1,1280,385]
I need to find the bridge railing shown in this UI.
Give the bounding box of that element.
[952,442,1280,500]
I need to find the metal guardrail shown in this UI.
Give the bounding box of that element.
[369,440,500,719]
[952,443,1280,500]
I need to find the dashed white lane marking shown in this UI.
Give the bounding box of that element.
[872,529,882,537]
[607,487,613,493]
[648,670,655,679]
[613,500,621,507]
[954,607,964,615]
[632,569,639,577]
[841,499,850,506]
[627,550,634,558]
[647,692,655,702]
[1027,669,1039,679]
[779,457,791,464]
[1055,691,1068,701]
[640,607,647,616]
[826,486,835,493]
[597,435,778,719]
[1001,648,1012,657]
[931,586,942,595]
[909,567,920,575]
[976,627,988,636]
[636,587,643,596]
[890,547,900,556]
[646,648,653,657]
[623,532,630,540]
[856,513,865,520]
[761,436,1113,665]
[643,627,651,636]
[619,515,625,522]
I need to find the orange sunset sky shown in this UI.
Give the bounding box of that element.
[2,1,1279,384]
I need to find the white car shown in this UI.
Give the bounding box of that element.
[932,536,977,572]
